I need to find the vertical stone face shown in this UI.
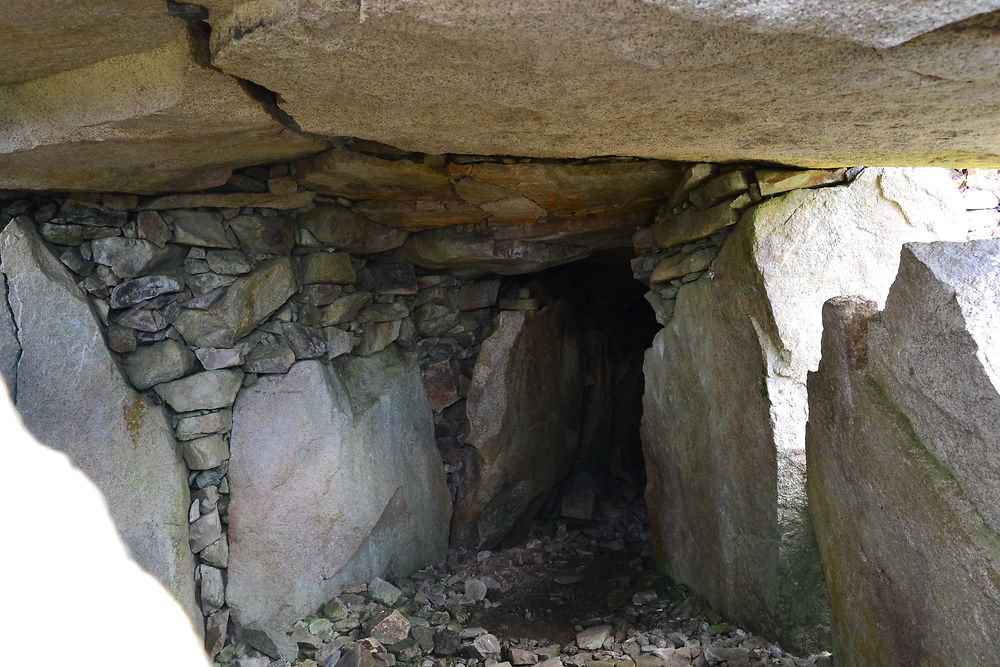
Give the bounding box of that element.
[639,167,966,652]
[0,217,198,626]
[227,352,451,657]
[453,302,583,549]
[807,241,1000,667]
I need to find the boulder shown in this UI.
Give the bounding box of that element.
[199,0,1000,166]
[453,302,582,548]
[807,241,1000,666]
[0,217,198,626]
[226,352,450,657]
[0,27,323,193]
[640,167,966,652]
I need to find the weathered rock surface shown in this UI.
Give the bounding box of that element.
[454,302,582,548]
[227,352,451,657]
[807,241,1000,667]
[199,1,1000,166]
[0,217,198,625]
[0,28,323,193]
[640,168,966,652]
[173,258,296,347]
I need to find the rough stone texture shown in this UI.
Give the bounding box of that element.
[454,302,582,548]
[807,241,1000,667]
[173,258,296,347]
[0,27,323,193]
[0,217,198,626]
[155,369,244,413]
[227,352,451,657]
[199,0,1000,167]
[122,339,197,390]
[640,168,966,652]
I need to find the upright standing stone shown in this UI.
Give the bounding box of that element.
[227,351,450,658]
[453,302,582,548]
[0,217,198,628]
[807,241,1000,667]
[640,168,966,652]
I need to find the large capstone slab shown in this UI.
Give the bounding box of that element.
[0,217,198,626]
[640,168,966,652]
[453,302,583,549]
[807,241,1000,667]
[197,0,1000,167]
[226,352,451,658]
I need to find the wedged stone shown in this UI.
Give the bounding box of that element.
[649,249,715,284]
[173,258,296,348]
[190,508,222,553]
[807,241,1000,667]
[229,215,295,255]
[199,564,226,615]
[113,305,169,332]
[298,252,357,285]
[244,344,295,374]
[0,29,324,193]
[397,229,591,277]
[369,263,418,295]
[166,210,233,248]
[90,237,184,278]
[122,339,197,390]
[155,368,244,412]
[206,609,230,657]
[200,533,229,568]
[358,301,409,323]
[175,409,233,441]
[421,360,459,413]
[0,217,197,625]
[207,249,252,275]
[756,168,848,196]
[453,160,680,214]
[651,202,738,249]
[640,167,966,653]
[109,274,184,308]
[297,147,452,199]
[52,200,127,227]
[282,322,327,360]
[312,293,372,327]
[142,192,313,211]
[355,198,486,229]
[137,211,171,247]
[453,303,582,548]
[182,434,230,470]
[357,321,402,356]
[687,170,748,208]
[296,205,409,254]
[38,223,118,246]
[227,353,450,658]
[453,280,500,311]
[195,346,244,370]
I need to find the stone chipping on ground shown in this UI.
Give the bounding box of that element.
[213,497,831,667]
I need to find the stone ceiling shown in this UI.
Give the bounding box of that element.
[2,1,1000,194]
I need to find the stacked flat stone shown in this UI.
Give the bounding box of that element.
[1,166,508,657]
[632,165,857,325]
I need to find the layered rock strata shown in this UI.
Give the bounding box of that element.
[637,166,968,652]
[807,241,1000,666]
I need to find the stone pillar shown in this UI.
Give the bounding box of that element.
[807,241,1000,666]
[640,167,966,652]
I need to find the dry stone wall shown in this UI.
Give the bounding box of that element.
[0,153,610,659]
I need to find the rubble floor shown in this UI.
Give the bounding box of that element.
[216,493,832,667]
